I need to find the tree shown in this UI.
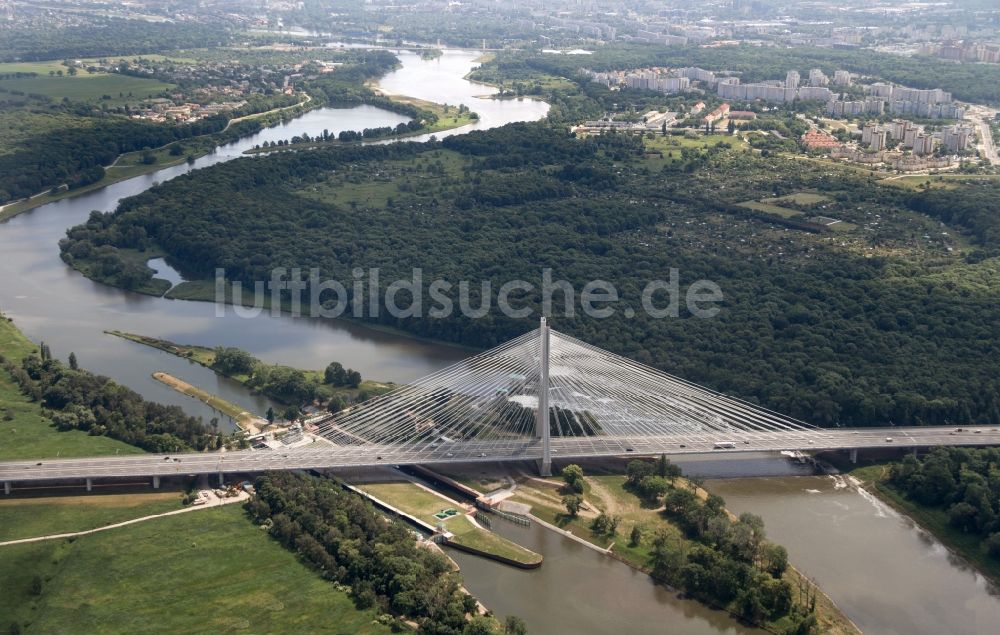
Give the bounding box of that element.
[324,361,347,385]
[629,524,643,547]
[762,543,788,578]
[657,454,681,479]
[68,352,78,370]
[213,347,256,375]
[346,369,362,388]
[948,502,979,533]
[986,532,1000,559]
[562,494,583,517]
[327,395,346,413]
[637,475,670,502]
[266,406,275,424]
[562,464,584,494]
[462,615,500,635]
[626,459,654,486]
[736,585,765,623]
[504,615,527,635]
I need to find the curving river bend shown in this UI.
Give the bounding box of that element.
[2,47,999,635]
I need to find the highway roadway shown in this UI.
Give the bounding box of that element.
[2,426,1000,486]
[967,105,1000,165]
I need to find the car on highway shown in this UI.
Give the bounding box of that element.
[885,437,893,442]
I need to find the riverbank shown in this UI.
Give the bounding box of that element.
[108,331,396,407]
[151,372,265,434]
[435,463,858,634]
[0,95,316,222]
[241,87,477,155]
[835,457,1000,585]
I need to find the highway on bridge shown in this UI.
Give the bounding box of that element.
[3,426,999,486]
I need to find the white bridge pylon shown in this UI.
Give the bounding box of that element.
[313,318,819,473]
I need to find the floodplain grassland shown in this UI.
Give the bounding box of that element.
[0,504,391,635]
[0,315,141,460]
[0,491,183,542]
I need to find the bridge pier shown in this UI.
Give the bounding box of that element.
[85,477,92,492]
[4,481,10,495]
[152,476,160,489]
[536,318,552,478]
[849,449,858,464]
[218,472,225,487]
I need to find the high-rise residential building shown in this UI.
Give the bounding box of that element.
[912,134,936,155]
[870,130,888,151]
[833,70,852,86]
[786,70,800,89]
[808,68,829,87]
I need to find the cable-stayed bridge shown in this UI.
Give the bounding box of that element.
[2,319,998,492]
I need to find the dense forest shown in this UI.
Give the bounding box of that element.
[61,122,1000,428]
[0,113,228,204]
[247,471,511,634]
[0,345,222,453]
[0,19,230,62]
[889,447,1000,560]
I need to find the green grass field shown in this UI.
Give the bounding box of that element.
[0,316,141,460]
[737,200,803,218]
[0,73,173,104]
[1,504,391,634]
[359,481,541,565]
[881,173,1000,191]
[762,191,831,206]
[0,491,183,542]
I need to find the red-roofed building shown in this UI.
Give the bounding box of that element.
[704,103,730,124]
[801,128,840,151]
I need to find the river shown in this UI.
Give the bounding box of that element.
[708,469,1000,635]
[0,49,546,425]
[3,44,1000,635]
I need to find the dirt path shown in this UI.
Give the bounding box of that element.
[0,490,248,547]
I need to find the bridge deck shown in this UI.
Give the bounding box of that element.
[2,426,998,484]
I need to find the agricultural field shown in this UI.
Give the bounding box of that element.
[1,504,390,634]
[0,74,173,104]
